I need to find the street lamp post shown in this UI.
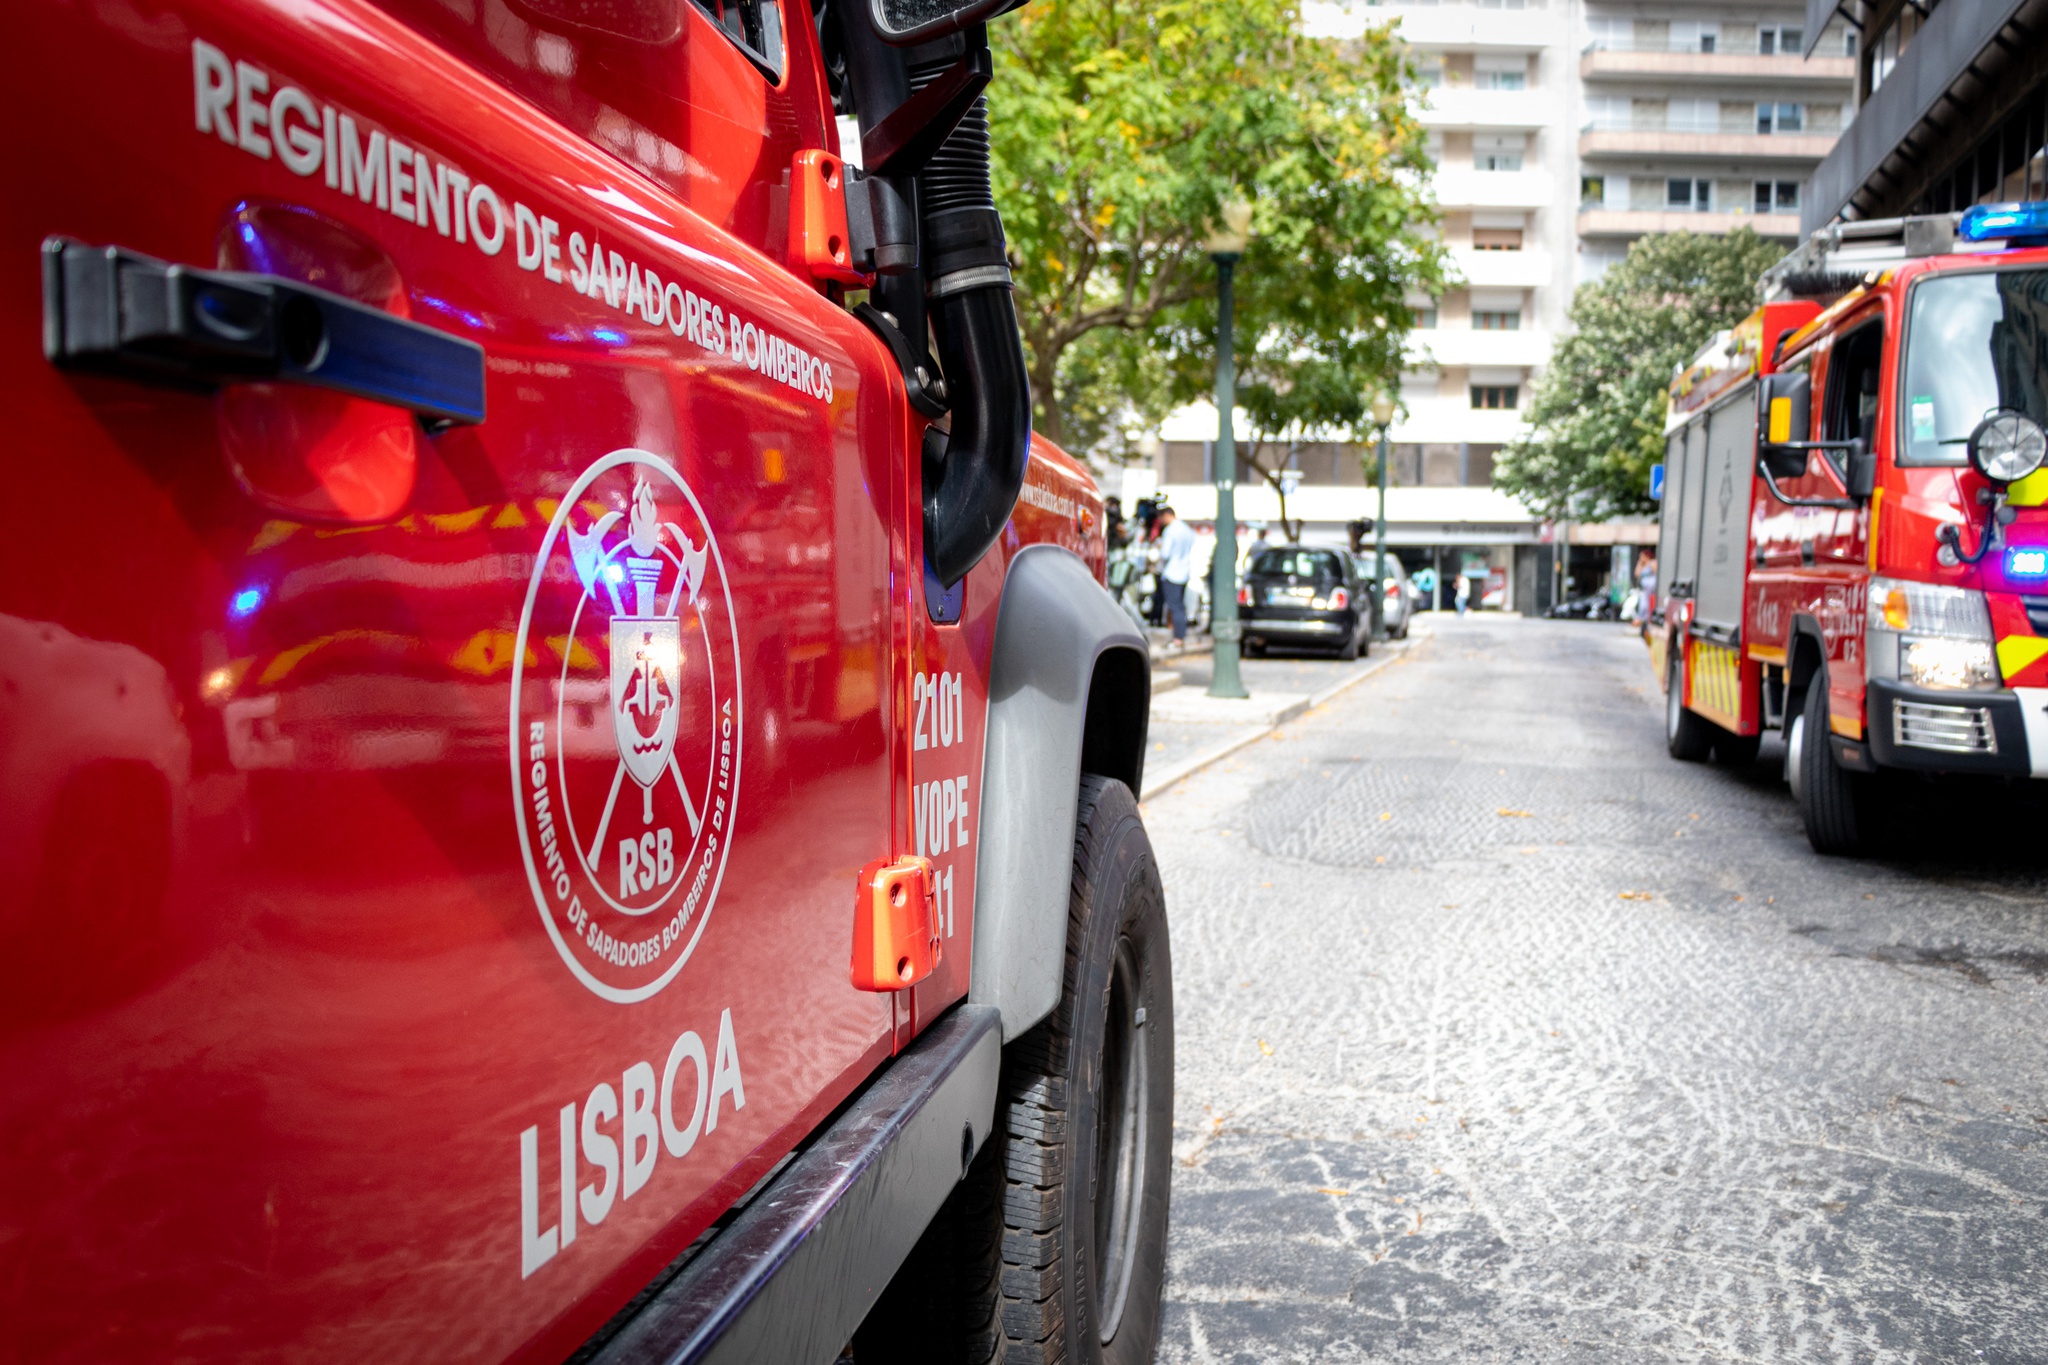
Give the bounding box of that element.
[1369,393,1396,641]
[1206,197,1253,700]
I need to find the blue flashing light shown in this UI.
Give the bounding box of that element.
[2006,546,2048,579]
[591,326,627,346]
[228,585,265,618]
[1960,202,2048,243]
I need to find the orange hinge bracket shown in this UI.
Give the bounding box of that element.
[851,854,941,992]
[790,150,871,287]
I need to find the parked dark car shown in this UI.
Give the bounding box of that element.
[1240,546,1372,659]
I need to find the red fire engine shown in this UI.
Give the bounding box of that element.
[3,0,1171,1360]
[1654,205,2048,853]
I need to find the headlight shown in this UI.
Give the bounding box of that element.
[1867,575,1998,689]
[1901,637,1999,689]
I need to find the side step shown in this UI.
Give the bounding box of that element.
[587,1004,1002,1365]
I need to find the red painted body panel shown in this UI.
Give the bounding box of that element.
[1691,248,2048,743]
[0,1,1103,1358]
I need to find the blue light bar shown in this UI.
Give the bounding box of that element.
[1960,202,2048,242]
[2006,546,2048,579]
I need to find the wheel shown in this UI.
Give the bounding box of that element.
[1665,656,1714,762]
[1246,639,1267,657]
[1796,675,1869,855]
[1339,631,1360,662]
[1393,616,1410,640]
[855,777,1173,1365]
[1713,731,1761,767]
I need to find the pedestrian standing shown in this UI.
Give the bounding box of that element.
[1455,573,1471,617]
[1155,506,1197,652]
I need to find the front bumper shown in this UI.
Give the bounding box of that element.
[1865,679,2032,776]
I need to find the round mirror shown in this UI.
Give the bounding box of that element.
[1967,410,2048,484]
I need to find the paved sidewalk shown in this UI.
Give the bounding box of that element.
[1141,628,1425,799]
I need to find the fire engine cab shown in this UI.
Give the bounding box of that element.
[3,0,1172,1361]
[1655,203,2048,854]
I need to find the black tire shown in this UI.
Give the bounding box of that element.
[1796,675,1869,855]
[1246,639,1267,657]
[1665,656,1715,762]
[856,777,1173,1365]
[1713,731,1762,767]
[1339,631,1361,662]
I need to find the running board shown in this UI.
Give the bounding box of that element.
[585,1004,1002,1365]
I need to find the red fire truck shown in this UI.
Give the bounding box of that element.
[3,1,1171,1361]
[1654,205,2048,854]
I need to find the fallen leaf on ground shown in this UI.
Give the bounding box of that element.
[1317,1187,1351,1197]
[1257,1039,1274,1056]
[1617,890,1654,901]
[1497,808,1532,818]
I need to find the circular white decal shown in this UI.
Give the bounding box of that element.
[511,449,743,1003]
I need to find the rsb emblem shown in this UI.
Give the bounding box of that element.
[512,449,742,1003]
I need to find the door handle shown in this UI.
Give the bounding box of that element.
[41,237,485,427]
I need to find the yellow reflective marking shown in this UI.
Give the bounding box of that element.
[2007,466,2048,508]
[1997,635,2048,681]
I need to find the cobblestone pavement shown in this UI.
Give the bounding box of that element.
[1144,615,2048,1365]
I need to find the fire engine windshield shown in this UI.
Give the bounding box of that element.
[1900,268,2048,466]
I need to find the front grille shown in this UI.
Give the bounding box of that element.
[1893,699,1997,755]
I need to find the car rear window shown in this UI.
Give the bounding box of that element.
[1248,549,1343,581]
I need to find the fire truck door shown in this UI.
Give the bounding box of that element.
[4,2,896,1360]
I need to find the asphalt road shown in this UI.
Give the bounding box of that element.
[1145,614,2048,1364]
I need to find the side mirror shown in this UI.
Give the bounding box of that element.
[1845,440,1877,500]
[1757,371,1811,476]
[872,0,1022,45]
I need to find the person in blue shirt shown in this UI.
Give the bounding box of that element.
[1155,505,1197,651]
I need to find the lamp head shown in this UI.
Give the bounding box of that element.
[1205,196,1254,257]
[1369,393,1397,427]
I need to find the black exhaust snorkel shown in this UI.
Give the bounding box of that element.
[831,0,1032,587]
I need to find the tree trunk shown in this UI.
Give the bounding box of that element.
[1027,340,1063,446]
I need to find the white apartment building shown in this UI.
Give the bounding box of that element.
[1135,0,1852,612]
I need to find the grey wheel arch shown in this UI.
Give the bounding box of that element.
[1786,616,1828,733]
[971,545,1151,1041]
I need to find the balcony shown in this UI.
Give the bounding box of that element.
[1577,209,1802,238]
[1431,167,1553,210]
[1578,129,1836,163]
[1580,48,1855,85]
[1302,1,1552,51]
[1448,246,1554,289]
[1410,327,1551,369]
[1389,403,1531,448]
[1415,87,1552,132]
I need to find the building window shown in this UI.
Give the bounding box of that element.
[1474,311,1521,331]
[1670,20,1719,53]
[1668,98,1717,133]
[1476,150,1525,172]
[1757,102,1804,134]
[1758,24,1804,55]
[1473,228,1525,250]
[1410,61,1443,90]
[1413,308,1438,329]
[1476,68,1527,91]
[1580,175,1606,206]
[1471,385,1519,410]
[1667,177,1713,211]
[1754,180,1800,214]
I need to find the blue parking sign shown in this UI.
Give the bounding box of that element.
[1649,463,1665,500]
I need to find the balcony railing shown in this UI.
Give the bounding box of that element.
[1581,112,1831,135]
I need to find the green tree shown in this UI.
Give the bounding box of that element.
[1496,229,1785,519]
[988,0,1446,455]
